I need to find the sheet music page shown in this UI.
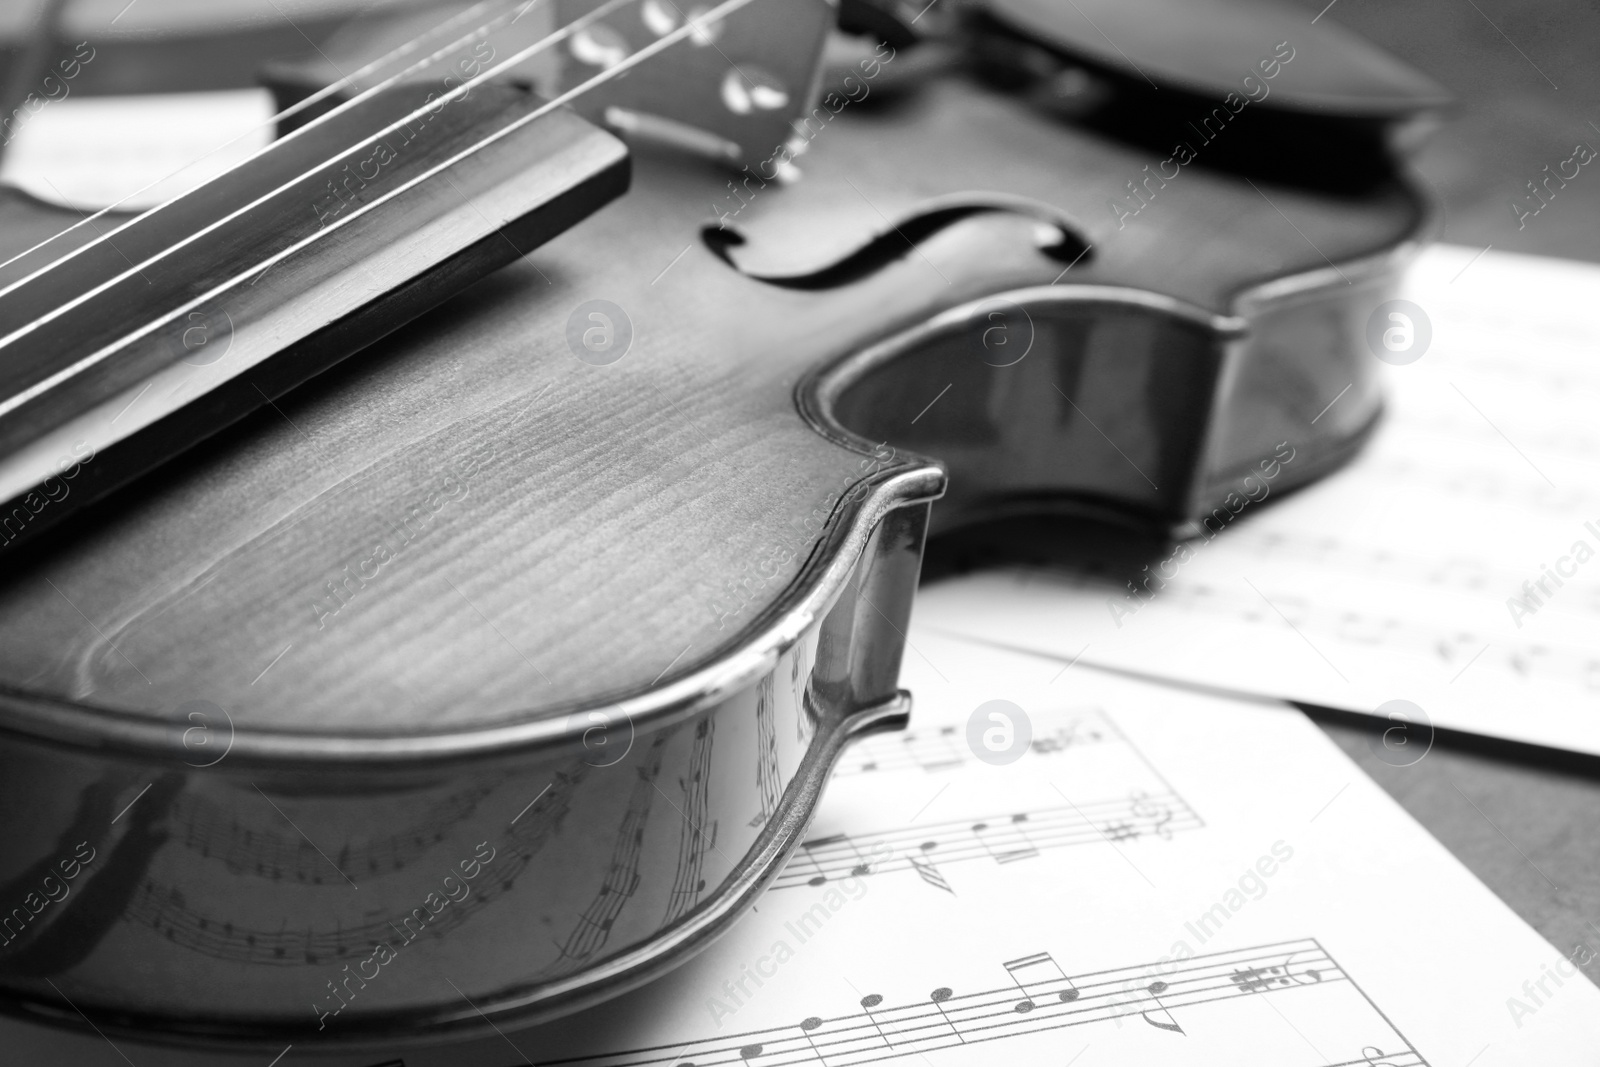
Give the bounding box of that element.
[485,625,1600,1067]
[915,244,1600,755]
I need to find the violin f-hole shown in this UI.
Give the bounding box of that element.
[702,193,1091,290]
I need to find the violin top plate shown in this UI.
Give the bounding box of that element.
[0,65,1421,745]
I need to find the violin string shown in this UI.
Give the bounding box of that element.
[0,0,763,417]
[0,0,644,356]
[0,0,542,283]
[0,0,636,369]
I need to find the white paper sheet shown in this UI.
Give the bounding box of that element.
[1,89,275,210]
[916,243,1600,756]
[478,627,1600,1067]
[6,625,1594,1065]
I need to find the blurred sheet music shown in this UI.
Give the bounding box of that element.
[1,89,274,209]
[916,244,1600,756]
[496,627,1600,1067]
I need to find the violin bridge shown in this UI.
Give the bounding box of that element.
[264,0,838,171]
[553,0,838,168]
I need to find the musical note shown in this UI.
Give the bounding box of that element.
[972,816,1040,865]
[928,987,963,1043]
[1003,950,1077,1010]
[1002,814,1040,862]
[534,939,1411,1067]
[910,725,965,771]
[804,833,873,877]
[1283,948,1326,985]
[1140,980,1185,1035]
[173,776,508,881]
[122,829,539,966]
[772,793,1200,890]
[798,1016,828,1066]
[1030,718,1103,753]
[836,714,1109,775]
[1336,610,1400,646]
[909,853,953,895]
[860,993,892,1049]
[795,839,832,887]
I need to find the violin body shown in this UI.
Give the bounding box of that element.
[0,1,1439,1051]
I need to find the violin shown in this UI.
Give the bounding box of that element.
[0,0,1445,1056]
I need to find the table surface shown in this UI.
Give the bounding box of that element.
[1313,717,1600,985]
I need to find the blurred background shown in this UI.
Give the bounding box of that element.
[4,0,1596,255]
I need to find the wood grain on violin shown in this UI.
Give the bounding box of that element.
[0,0,1445,1051]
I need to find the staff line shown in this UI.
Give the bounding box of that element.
[540,939,1354,1067]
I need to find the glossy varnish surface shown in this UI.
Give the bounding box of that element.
[0,67,1421,736]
